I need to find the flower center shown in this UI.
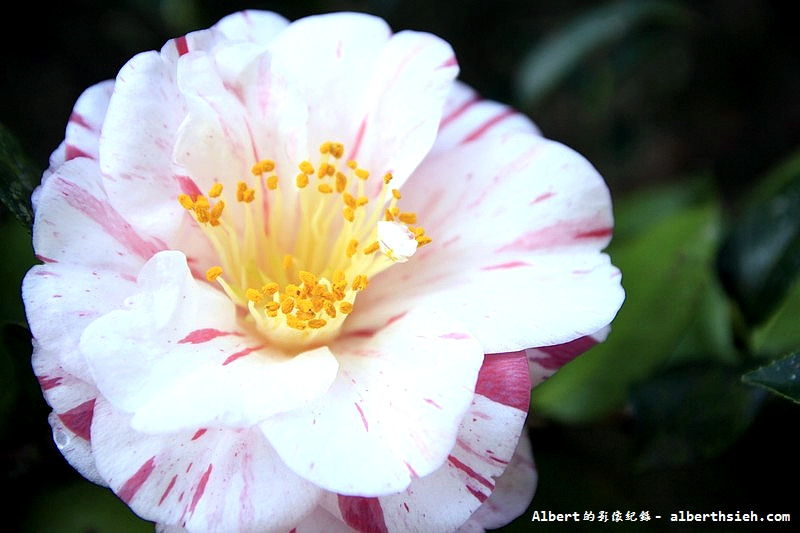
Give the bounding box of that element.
[177,141,431,350]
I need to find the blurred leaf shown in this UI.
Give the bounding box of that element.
[0,217,36,324]
[0,122,38,229]
[514,0,694,108]
[534,183,719,422]
[716,153,800,326]
[742,352,800,404]
[752,280,800,358]
[632,364,765,469]
[22,481,152,533]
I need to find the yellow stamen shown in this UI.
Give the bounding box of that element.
[363,241,380,254]
[206,266,223,282]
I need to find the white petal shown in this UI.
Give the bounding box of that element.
[320,351,532,532]
[80,251,338,432]
[261,308,484,496]
[349,132,624,351]
[91,398,322,532]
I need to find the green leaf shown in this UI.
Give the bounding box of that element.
[533,183,720,423]
[716,154,800,326]
[514,0,694,108]
[742,352,800,404]
[22,481,153,533]
[631,364,765,469]
[752,279,800,359]
[0,122,39,229]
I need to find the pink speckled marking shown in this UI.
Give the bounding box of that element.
[424,398,443,409]
[68,112,95,131]
[448,454,494,490]
[354,403,368,432]
[119,456,156,503]
[65,144,92,161]
[38,375,63,390]
[178,329,239,344]
[466,485,489,503]
[174,35,189,56]
[440,95,479,129]
[222,345,263,366]
[191,428,207,440]
[57,399,96,441]
[496,220,613,253]
[481,261,530,271]
[349,118,368,161]
[440,332,471,340]
[338,496,388,533]
[176,175,203,198]
[438,56,458,69]
[531,191,556,204]
[159,475,178,505]
[189,464,213,514]
[405,461,419,478]
[461,108,515,143]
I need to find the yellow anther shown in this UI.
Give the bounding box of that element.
[339,302,354,314]
[398,212,417,224]
[210,200,225,218]
[267,175,278,190]
[330,142,344,158]
[281,297,295,314]
[356,196,368,207]
[320,141,331,154]
[296,173,309,188]
[390,206,399,216]
[285,284,301,297]
[265,301,280,312]
[416,235,433,247]
[205,266,223,282]
[352,274,369,291]
[286,314,306,330]
[246,288,263,303]
[283,254,293,270]
[236,182,255,203]
[208,183,223,198]
[299,161,314,175]
[411,227,425,237]
[346,239,359,258]
[355,168,369,180]
[317,163,329,178]
[343,193,356,209]
[308,318,327,329]
[333,270,346,285]
[384,209,395,221]
[262,282,279,295]
[318,183,333,194]
[391,189,401,200]
[324,301,337,318]
[297,299,314,313]
[363,241,380,254]
[299,271,317,286]
[296,310,315,320]
[343,206,355,222]
[178,194,194,210]
[383,172,393,184]
[251,162,262,175]
[335,172,347,193]
[347,160,357,169]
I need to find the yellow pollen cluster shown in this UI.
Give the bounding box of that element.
[177,141,431,348]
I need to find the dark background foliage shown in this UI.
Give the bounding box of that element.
[1,1,799,531]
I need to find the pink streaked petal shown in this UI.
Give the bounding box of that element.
[91,398,322,532]
[213,10,289,46]
[458,434,536,532]
[29,158,162,272]
[80,251,338,433]
[350,133,624,351]
[431,81,541,156]
[528,326,610,387]
[265,12,458,193]
[260,308,484,496]
[24,263,138,382]
[99,49,188,244]
[57,81,114,166]
[320,351,531,531]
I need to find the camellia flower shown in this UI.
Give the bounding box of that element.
[23,9,623,533]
